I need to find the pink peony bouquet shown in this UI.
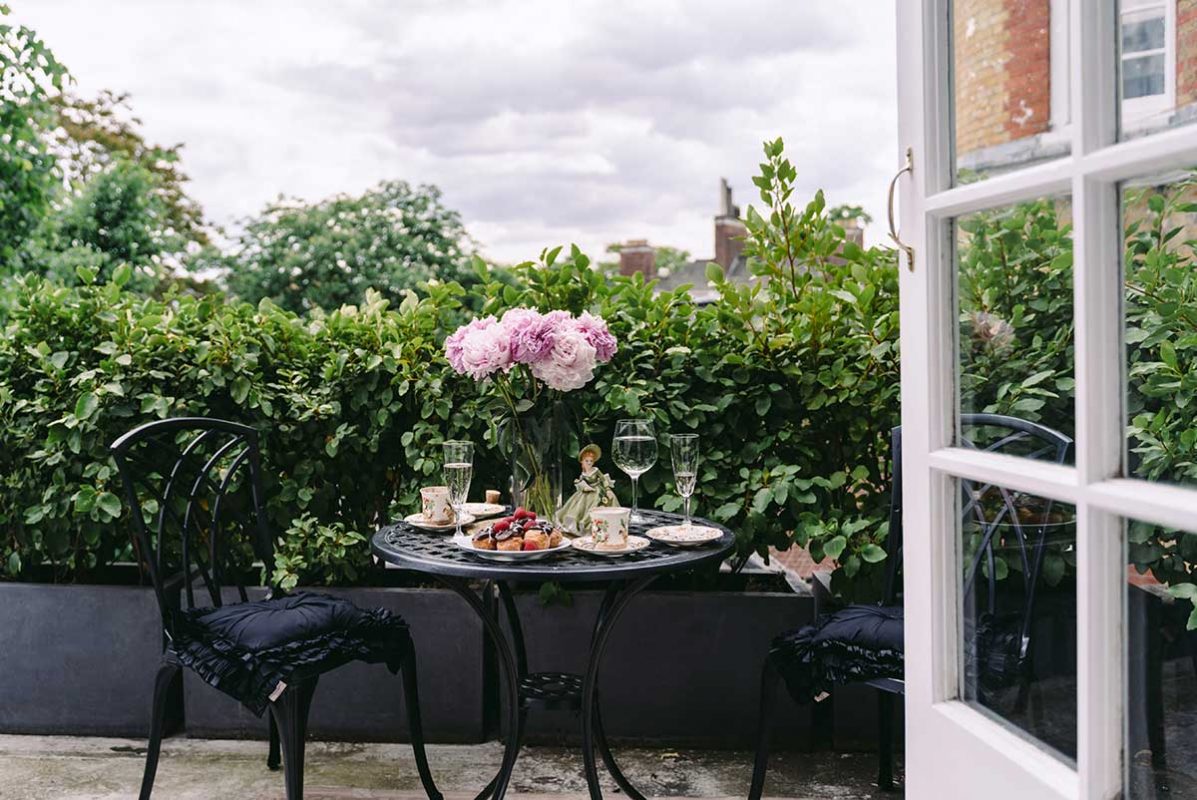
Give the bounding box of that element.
[445,308,616,391]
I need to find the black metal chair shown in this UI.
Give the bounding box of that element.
[749,413,1073,796]
[110,417,442,800]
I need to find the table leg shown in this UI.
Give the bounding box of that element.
[581,575,656,800]
[433,576,522,800]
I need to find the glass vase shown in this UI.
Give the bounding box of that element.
[500,401,566,522]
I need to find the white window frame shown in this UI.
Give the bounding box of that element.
[1119,0,1177,130]
[897,1,1197,797]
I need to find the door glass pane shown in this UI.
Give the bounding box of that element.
[958,480,1077,761]
[1122,170,1197,487]
[956,196,1076,459]
[1118,1,1196,139]
[951,0,1071,184]
[1126,517,1197,796]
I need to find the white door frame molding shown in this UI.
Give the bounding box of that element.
[896,1,1197,798]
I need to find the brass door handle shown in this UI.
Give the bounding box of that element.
[887,147,915,271]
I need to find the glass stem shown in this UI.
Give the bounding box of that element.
[454,505,463,537]
[683,495,691,526]
[631,476,639,516]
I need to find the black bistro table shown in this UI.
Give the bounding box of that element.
[372,510,735,800]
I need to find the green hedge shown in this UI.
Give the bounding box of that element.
[0,142,903,596]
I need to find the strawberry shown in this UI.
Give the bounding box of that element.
[512,507,528,519]
[522,539,541,551]
[493,519,511,533]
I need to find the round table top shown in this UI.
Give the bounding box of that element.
[371,509,736,582]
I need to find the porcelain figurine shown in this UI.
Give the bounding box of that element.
[558,443,617,533]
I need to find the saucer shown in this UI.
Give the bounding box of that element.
[462,502,506,520]
[643,524,722,548]
[404,512,476,532]
[570,534,650,557]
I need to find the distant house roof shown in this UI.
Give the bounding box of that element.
[654,253,750,304]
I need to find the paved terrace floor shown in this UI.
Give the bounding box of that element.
[0,735,902,800]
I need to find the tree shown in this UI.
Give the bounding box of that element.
[224,180,477,313]
[48,90,208,247]
[28,158,180,289]
[0,4,68,270]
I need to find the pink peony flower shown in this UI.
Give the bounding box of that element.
[445,316,512,379]
[501,308,552,364]
[573,312,617,363]
[531,327,598,391]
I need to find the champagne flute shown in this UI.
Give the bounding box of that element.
[442,440,474,538]
[612,419,657,524]
[670,434,699,527]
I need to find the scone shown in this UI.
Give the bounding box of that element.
[548,530,563,547]
[497,537,523,551]
[474,536,496,550]
[523,530,549,550]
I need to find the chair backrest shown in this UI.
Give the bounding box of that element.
[110,418,276,629]
[881,413,1074,615]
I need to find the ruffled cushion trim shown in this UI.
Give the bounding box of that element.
[770,614,904,703]
[170,596,411,716]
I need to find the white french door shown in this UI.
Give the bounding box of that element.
[897,1,1197,798]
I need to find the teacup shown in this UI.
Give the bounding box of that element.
[590,506,630,549]
[420,486,454,525]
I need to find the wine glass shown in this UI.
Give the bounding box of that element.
[442,440,474,538]
[612,419,657,524]
[670,434,699,527]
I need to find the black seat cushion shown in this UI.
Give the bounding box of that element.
[170,591,412,715]
[770,604,904,703]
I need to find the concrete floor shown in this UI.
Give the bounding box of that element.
[0,735,902,800]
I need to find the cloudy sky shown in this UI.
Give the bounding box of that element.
[17,1,898,264]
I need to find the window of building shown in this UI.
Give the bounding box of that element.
[1120,0,1175,126]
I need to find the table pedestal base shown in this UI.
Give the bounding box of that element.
[433,575,656,800]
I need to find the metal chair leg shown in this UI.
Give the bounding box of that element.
[748,659,781,800]
[268,714,281,771]
[138,659,181,800]
[269,677,318,800]
[402,647,444,800]
[877,691,896,791]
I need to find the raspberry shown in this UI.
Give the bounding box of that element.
[522,539,541,551]
[493,519,510,533]
[512,507,528,519]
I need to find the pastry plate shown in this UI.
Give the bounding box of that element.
[404,512,476,532]
[462,502,506,520]
[643,524,723,548]
[453,534,571,562]
[570,534,651,557]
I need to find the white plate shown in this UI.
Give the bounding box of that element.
[404,512,476,532]
[453,533,571,561]
[643,524,723,548]
[462,502,506,520]
[570,534,651,557]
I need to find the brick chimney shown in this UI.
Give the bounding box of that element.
[714,178,746,270]
[618,239,656,279]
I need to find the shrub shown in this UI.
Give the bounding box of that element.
[0,140,904,596]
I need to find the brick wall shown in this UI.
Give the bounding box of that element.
[1179,0,1197,108]
[954,0,1052,158]
[714,218,746,270]
[618,240,655,279]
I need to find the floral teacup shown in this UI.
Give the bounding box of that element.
[420,486,454,525]
[590,506,630,549]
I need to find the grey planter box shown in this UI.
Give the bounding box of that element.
[0,580,174,738]
[183,586,487,743]
[499,585,815,749]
